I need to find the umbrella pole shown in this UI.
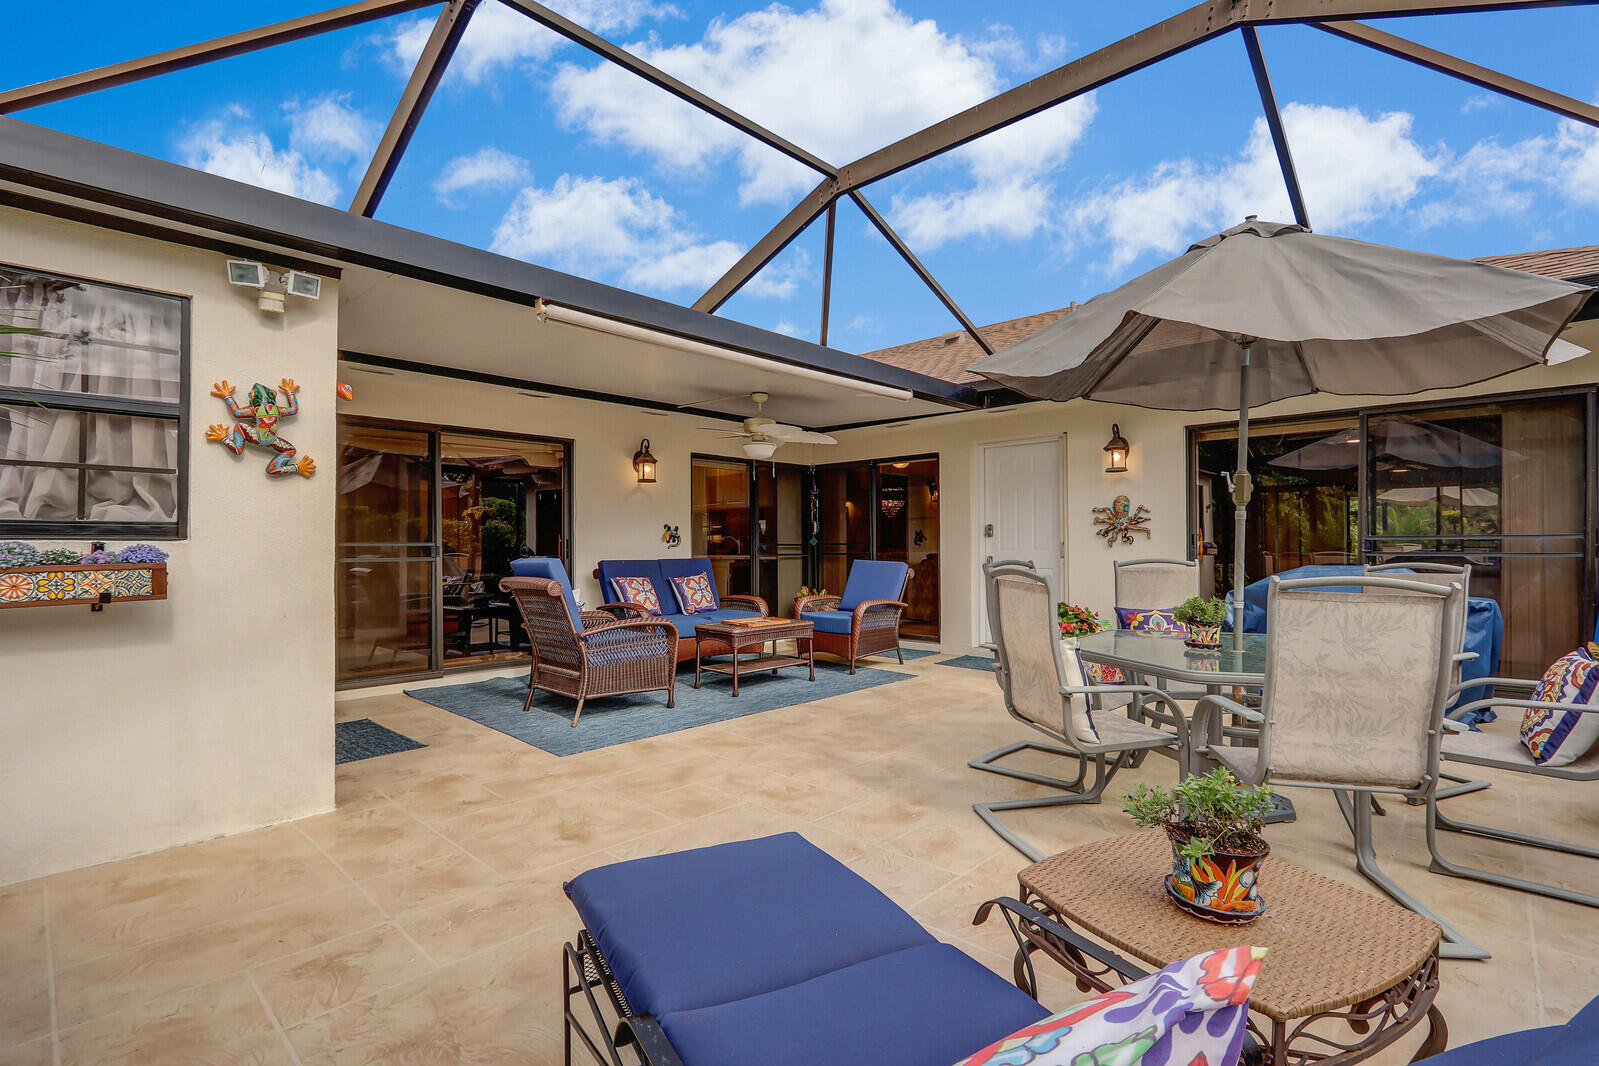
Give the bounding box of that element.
[1232,341,1254,652]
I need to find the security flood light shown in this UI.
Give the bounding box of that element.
[285,270,322,300]
[227,259,269,288]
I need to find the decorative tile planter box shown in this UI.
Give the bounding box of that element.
[0,564,167,610]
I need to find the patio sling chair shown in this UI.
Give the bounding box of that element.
[970,563,1190,862]
[1423,674,1599,911]
[1190,574,1491,960]
[793,559,910,673]
[501,558,677,726]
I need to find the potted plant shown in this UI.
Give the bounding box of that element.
[1122,768,1275,923]
[1056,602,1106,646]
[1173,595,1228,649]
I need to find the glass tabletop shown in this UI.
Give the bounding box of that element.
[1075,629,1267,686]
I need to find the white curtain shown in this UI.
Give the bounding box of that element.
[0,276,182,522]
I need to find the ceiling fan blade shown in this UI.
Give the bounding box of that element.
[765,424,838,445]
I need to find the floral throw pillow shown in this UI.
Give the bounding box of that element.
[1116,607,1187,637]
[611,576,662,616]
[1520,643,1599,766]
[670,572,718,615]
[954,946,1266,1066]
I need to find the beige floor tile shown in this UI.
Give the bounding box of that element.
[56,974,283,1066]
[251,922,435,1027]
[0,1037,53,1066]
[381,772,512,825]
[297,801,466,880]
[0,925,51,1049]
[358,851,497,917]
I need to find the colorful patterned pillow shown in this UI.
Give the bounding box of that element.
[1084,661,1126,686]
[955,946,1265,1066]
[611,576,662,616]
[1520,643,1599,766]
[670,572,718,615]
[1116,607,1187,637]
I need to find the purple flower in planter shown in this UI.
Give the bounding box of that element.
[0,541,42,568]
[80,549,119,565]
[117,543,170,564]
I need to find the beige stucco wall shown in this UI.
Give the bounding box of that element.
[828,319,1599,655]
[339,369,763,611]
[0,207,338,885]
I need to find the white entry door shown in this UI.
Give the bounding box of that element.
[979,437,1064,644]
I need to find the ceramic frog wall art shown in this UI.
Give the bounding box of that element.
[206,378,316,477]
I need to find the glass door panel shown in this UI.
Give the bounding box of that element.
[336,423,434,682]
[815,464,872,596]
[875,459,939,639]
[757,463,808,613]
[693,458,752,596]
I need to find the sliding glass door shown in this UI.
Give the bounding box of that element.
[815,455,941,640]
[336,417,570,685]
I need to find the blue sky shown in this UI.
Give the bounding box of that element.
[9,1,1598,354]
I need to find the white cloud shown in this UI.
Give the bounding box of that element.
[285,95,378,163]
[179,109,341,205]
[772,319,802,337]
[1072,103,1443,270]
[549,0,1088,209]
[388,0,677,85]
[490,173,806,296]
[1411,103,1599,226]
[433,147,533,204]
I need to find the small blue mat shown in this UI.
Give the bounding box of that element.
[406,660,909,756]
[336,718,426,764]
[937,655,996,672]
[895,648,938,660]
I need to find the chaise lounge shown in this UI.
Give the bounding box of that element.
[595,558,769,661]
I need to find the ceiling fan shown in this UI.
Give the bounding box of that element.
[695,392,838,459]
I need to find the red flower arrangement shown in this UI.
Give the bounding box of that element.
[1057,602,1108,638]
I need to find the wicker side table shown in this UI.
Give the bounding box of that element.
[1013,831,1445,1065]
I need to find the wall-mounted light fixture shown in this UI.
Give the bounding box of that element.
[226,259,322,316]
[632,439,658,483]
[1103,424,1130,473]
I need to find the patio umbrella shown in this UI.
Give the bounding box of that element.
[1269,420,1515,473]
[971,218,1593,649]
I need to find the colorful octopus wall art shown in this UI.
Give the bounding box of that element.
[1091,495,1151,548]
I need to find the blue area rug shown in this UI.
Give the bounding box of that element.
[405,660,910,756]
[894,648,938,660]
[336,718,426,764]
[937,655,997,672]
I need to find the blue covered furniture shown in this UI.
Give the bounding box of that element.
[1418,991,1599,1063]
[595,558,768,662]
[561,832,1055,1066]
[502,558,677,725]
[792,559,911,673]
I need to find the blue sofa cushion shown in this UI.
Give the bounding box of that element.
[596,559,668,610]
[661,608,759,635]
[508,557,585,631]
[802,609,855,635]
[660,558,721,611]
[658,943,1048,1066]
[838,560,908,611]
[565,833,935,1017]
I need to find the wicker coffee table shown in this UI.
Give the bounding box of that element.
[1008,831,1444,1065]
[693,618,814,696]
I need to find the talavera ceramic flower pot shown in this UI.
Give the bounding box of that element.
[1183,623,1223,650]
[1165,826,1268,924]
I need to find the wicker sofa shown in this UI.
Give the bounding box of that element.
[595,558,769,662]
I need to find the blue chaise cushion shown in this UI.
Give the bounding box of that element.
[660,558,722,611]
[1424,990,1599,1065]
[658,943,1048,1066]
[802,609,855,635]
[508,557,586,631]
[565,833,935,1018]
[838,560,908,611]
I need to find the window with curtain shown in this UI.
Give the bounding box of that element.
[0,264,186,537]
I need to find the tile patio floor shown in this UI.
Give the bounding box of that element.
[2,653,1595,1065]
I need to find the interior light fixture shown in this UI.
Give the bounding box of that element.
[742,441,778,460]
[1103,424,1130,473]
[633,439,658,483]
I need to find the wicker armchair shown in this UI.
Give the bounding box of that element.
[793,560,910,673]
[501,575,677,727]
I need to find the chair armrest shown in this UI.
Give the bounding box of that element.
[580,610,618,628]
[721,594,769,617]
[615,1016,686,1066]
[580,618,679,643]
[974,896,1149,985]
[852,599,908,621]
[594,601,653,621]
[792,594,841,617]
[1452,651,1479,664]
[1449,695,1599,720]
[1194,693,1263,723]
[1447,676,1538,701]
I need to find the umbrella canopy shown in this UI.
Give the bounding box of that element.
[973,218,1594,648]
[1269,420,1516,472]
[974,219,1592,409]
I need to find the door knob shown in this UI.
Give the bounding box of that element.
[984,524,994,538]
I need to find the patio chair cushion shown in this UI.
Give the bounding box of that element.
[955,945,1262,1066]
[1058,640,1099,744]
[669,572,719,614]
[1520,643,1599,766]
[508,557,586,631]
[660,558,722,611]
[597,559,669,609]
[657,943,1047,1066]
[802,609,855,635]
[838,560,908,611]
[611,575,663,615]
[1115,607,1186,636]
[661,607,761,634]
[1424,988,1599,1064]
[565,832,935,1018]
